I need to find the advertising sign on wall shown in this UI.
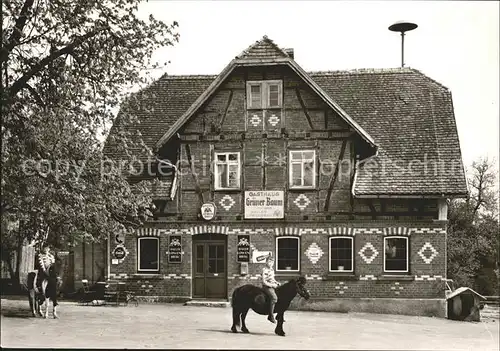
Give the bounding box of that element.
[251,250,272,264]
[112,244,129,264]
[305,242,324,265]
[113,246,127,260]
[237,235,250,262]
[201,202,216,221]
[244,191,284,219]
[168,235,182,263]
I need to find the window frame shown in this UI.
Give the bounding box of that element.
[329,236,354,273]
[137,237,160,273]
[383,236,409,273]
[275,236,300,273]
[246,80,283,109]
[214,151,241,190]
[288,149,317,189]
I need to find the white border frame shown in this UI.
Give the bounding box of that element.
[383,236,409,273]
[328,236,354,273]
[214,151,241,190]
[289,149,316,189]
[246,80,283,109]
[275,236,300,272]
[137,237,160,272]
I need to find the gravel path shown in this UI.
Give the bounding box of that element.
[1,298,498,350]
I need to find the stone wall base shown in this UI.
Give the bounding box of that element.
[288,298,447,318]
[135,296,191,304]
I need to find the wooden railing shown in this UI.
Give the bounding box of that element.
[484,296,500,305]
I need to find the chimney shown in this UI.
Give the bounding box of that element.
[283,48,294,59]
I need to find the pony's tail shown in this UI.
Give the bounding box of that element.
[231,288,237,307]
[231,288,240,327]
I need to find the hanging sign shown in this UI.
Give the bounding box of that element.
[115,231,125,245]
[201,202,216,221]
[237,235,250,262]
[244,191,284,219]
[168,235,182,263]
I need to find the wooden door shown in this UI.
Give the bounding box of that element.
[193,240,226,299]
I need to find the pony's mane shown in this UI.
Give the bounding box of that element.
[277,276,305,290]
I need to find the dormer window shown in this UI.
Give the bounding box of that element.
[247,80,282,109]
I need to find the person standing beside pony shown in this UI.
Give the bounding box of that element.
[33,243,60,318]
[35,244,55,290]
[262,254,280,323]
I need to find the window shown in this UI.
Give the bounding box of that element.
[329,237,354,272]
[214,152,240,190]
[208,244,225,274]
[138,237,159,272]
[276,237,300,272]
[250,84,262,108]
[289,150,316,188]
[247,80,282,109]
[384,236,409,273]
[268,83,280,108]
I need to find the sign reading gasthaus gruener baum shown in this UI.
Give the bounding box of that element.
[244,191,284,219]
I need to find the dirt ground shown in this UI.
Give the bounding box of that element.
[1,298,498,350]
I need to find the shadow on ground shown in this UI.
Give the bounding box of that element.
[198,328,270,336]
[1,309,33,319]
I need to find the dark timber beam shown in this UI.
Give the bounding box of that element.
[295,88,314,129]
[324,139,348,211]
[184,144,205,204]
[367,199,377,220]
[218,90,233,132]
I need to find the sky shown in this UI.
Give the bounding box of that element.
[138,0,499,172]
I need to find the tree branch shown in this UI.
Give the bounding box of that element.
[8,28,105,98]
[110,213,142,228]
[0,0,35,64]
[25,83,44,106]
[473,171,484,216]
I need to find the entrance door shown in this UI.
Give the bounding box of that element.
[193,237,227,299]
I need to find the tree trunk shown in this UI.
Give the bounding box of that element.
[10,222,24,291]
[5,254,16,282]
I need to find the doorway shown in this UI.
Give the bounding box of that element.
[192,234,227,299]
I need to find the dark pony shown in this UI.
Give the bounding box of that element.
[27,262,61,319]
[231,276,310,336]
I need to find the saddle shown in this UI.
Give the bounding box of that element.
[255,287,276,305]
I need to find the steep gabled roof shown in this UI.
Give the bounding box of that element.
[155,36,377,150]
[104,68,467,197]
[103,75,215,160]
[235,35,290,60]
[309,68,467,197]
[104,40,468,197]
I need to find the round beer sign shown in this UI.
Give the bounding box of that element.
[113,246,126,260]
[201,202,216,221]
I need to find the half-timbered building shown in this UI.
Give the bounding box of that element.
[103,36,467,316]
